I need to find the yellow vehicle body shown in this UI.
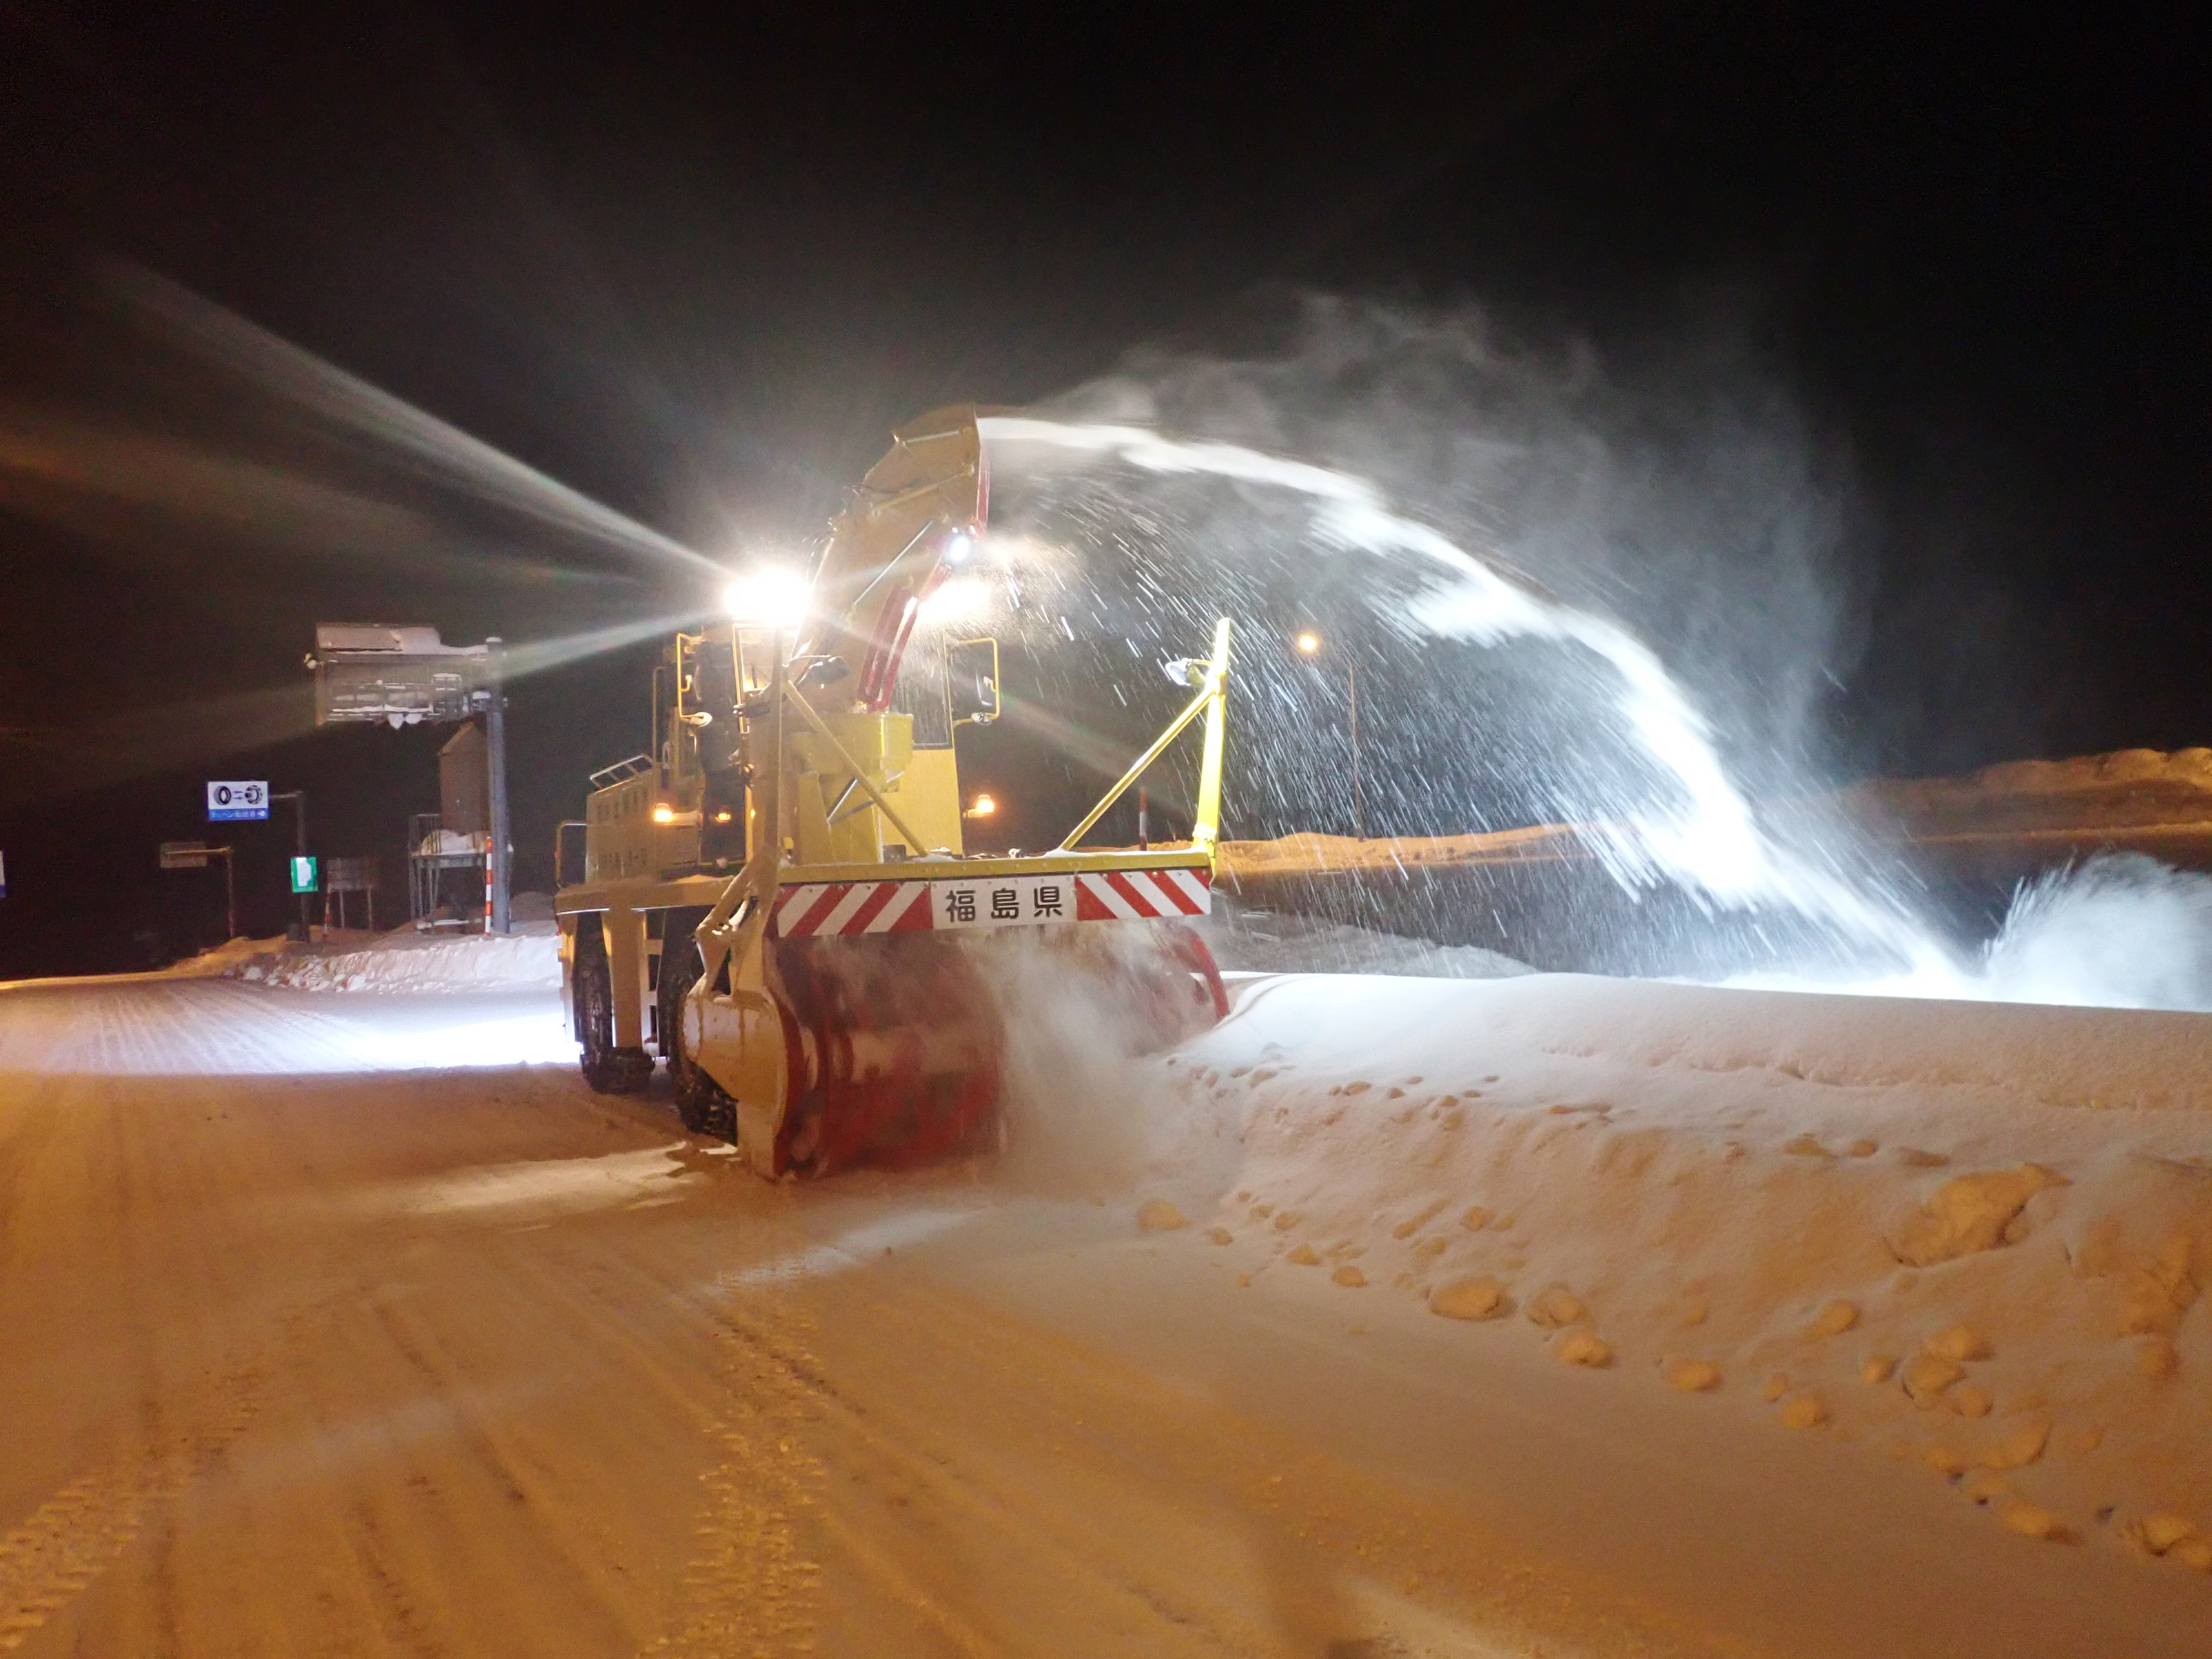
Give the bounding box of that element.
[555,406,1233,1177]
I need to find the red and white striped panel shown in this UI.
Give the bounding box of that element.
[1074,865,1211,920]
[771,865,1212,936]
[773,879,933,938]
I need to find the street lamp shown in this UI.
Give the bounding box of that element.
[1295,630,1362,838]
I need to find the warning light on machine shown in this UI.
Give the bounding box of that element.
[963,794,997,819]
[712,810,733,823]
[653,804,675,824]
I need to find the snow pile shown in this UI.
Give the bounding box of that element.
[157,935,286,977]
[1839,747,2212,837]
[416,827,486,857]
[1219,827,1583,877]
[1139,973,2212,1572]
[0,935,284,994]
[229,929,560,994]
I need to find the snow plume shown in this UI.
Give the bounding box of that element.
[975,925,1240,1194]
[1984,854,2212,1011]
[952,300,2201,1009]
[1043,296,1861,799]
[1728,854,2212,1012]
[971,297,1944,979]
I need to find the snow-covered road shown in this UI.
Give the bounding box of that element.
[0,972,2205,1657]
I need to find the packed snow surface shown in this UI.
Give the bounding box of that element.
[8,940,2212,1652]
[62,907,2212,1595]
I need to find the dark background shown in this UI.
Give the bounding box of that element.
[1,3,2205,976]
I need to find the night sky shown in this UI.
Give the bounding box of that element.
[1,5,2205,975]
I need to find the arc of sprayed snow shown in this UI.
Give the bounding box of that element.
[977,415,1938,963]
[109,265,721,577]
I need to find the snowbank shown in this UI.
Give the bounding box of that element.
[1212,748,2212,901]
[1838,747,2212,837]
[0,934,285,994]
[1220,826,1585,877]
[1137,973,2212,1573]
[228,930,560,994]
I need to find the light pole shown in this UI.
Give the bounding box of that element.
[1296,631,1361,837]
[272,790,309,939]
[484,637,511,935]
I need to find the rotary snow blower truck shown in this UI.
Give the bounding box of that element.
[554,406,1231,1177]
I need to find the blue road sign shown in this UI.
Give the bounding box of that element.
[207,780,270,822]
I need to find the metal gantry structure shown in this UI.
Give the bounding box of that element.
[306,625,512,933]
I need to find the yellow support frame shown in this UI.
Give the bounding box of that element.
[1058,617,1232,853]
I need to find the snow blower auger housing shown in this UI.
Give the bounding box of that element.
[554,405,1232,1177]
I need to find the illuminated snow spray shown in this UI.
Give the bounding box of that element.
[978,416,1953,980]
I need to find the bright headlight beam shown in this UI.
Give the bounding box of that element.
[724,567,811,627]
[111,264,721,577]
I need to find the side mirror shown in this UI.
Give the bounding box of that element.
[555,820,588,888]
[946,637,1001,728]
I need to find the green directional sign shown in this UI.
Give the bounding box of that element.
[289,855,320,894]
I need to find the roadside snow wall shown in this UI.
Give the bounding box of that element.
[1144,973,2212,1572]
[230,931,560,994]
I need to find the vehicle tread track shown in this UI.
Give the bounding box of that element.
[651,1279,1271,1659]
[0,1360,266,1652]
[783,1282,1272,1657]
[642,1288,832,1659]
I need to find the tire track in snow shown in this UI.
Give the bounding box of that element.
[0,985,285,1651]
[656,1270,1277,1659]
[0,1360,267,1652]
[788,1279,1279,1657]
[687,1244,1653,1659]
[644,1288,833,1659]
